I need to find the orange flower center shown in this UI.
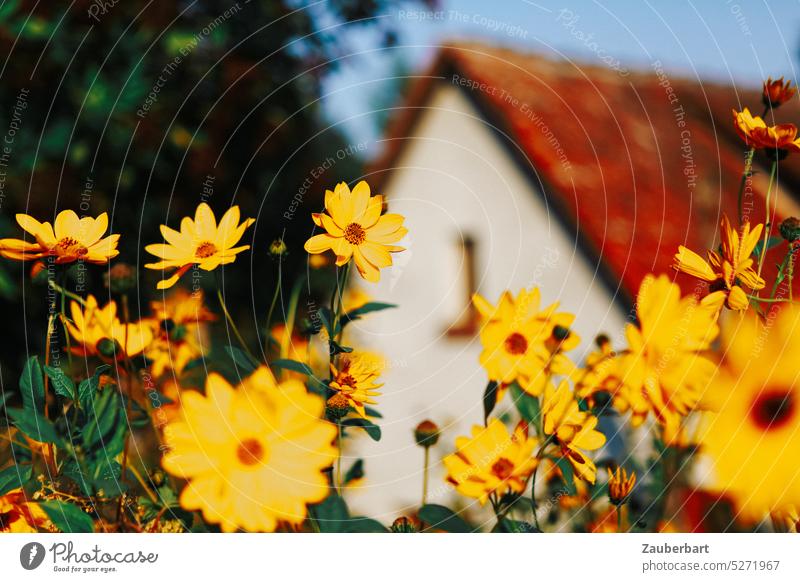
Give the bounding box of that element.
[751,389,795,431]
[56,237,88,257]
[337,373,358,392]
[236,438,265,466]
[491,458,515,480]
[195,241,218,258]
[343,223,366,245]
[504,332,528,355]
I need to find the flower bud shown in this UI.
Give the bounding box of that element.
[763,77,797,109]
[269,238,287,258]
[414,420,440,447]
[96,337,123,359]
[104,263,137,294]
[326,393,351,419]
[780,217,800,243]
[391,516,418,533]
[607,466,636,506]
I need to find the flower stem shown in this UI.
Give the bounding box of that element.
[616,504,623,533]
[265,262,282,344]
[216,284,256,362]
[335,421,343,495]
[737,147,755,225]
[757,160,779,279]
[422,445,430,506]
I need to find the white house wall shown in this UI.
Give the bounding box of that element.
[345,84,628,522]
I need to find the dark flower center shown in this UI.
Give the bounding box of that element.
[504,332,528,355]
[195,241,217,258]
[236,438,265,466]
[343,223,366,245]
[751,389,795,431]
[491,458,515,480]
[56,237,88,256]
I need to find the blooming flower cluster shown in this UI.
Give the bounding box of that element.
[2,75,800,535]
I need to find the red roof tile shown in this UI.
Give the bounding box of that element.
[369,42,800,304]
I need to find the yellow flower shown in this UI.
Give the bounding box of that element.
[618,274,719,439]
[0,488,49,532]
[162,366,337,532]
[66,295,153,358]
[443,419,539,505]
[607,467,636,505]
[329,352,383,418]
[673,214,765,311]
[144,289,215,377]
[733,107,800,153]
[473,288,578,398]
[702,306,800,522]
[763,77,797,108]
[304,181,407,283]
[0,210,119,264]
[145,203,255,290]
[541,381,606,484]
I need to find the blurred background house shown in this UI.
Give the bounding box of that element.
[344,42,800,519]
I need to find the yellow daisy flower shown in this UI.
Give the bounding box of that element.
[702,306,800,522]
[144,289,215,377]
[541,381,606,484]
[0,210,119,264]
[618,274,719,439]
[673,214,765,311]
[162,366,337,532]
[145,203,255,290]
[328,352,383,418]
[304,181,407,283]
[443,419,539,505]
[66,295,153,358]
[473,288,578,398]
[0,489,49,533]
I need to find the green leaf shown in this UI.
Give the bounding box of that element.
[318,307,337,338]
[342,417,381,441]
[552,457,577,496]
[41,500,94,533]
[363,406,382,419]
[20,356,45,414]
[753,236,783,258]
[343,302,397,322]
[44,365,76,400]
[418,504,473,533]
[271,359,313,375]
[344,459,364,485]
[344,517,387,532]
[224,346,258,375]
[0,464,32,496]
[329,339,353,355]
[510,384,540,427]
[77,364,110,411]
[483,381,499,423]
[499,518,540,533]
[82,389,121,450]
[310,495,349,533]
[6,408,60,444]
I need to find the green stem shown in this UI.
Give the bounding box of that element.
[335,421,343,495]
[422,445,430,506]
[265,263,282,344]
[757,160,778,279]
[216,285,256,362]
[737,147,755,225]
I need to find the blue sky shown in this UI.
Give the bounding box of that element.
[321,0,800,145]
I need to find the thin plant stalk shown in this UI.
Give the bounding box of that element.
[757,160,779,279]
[422,445,430,506]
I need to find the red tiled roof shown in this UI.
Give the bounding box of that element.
[369,42,800,304]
